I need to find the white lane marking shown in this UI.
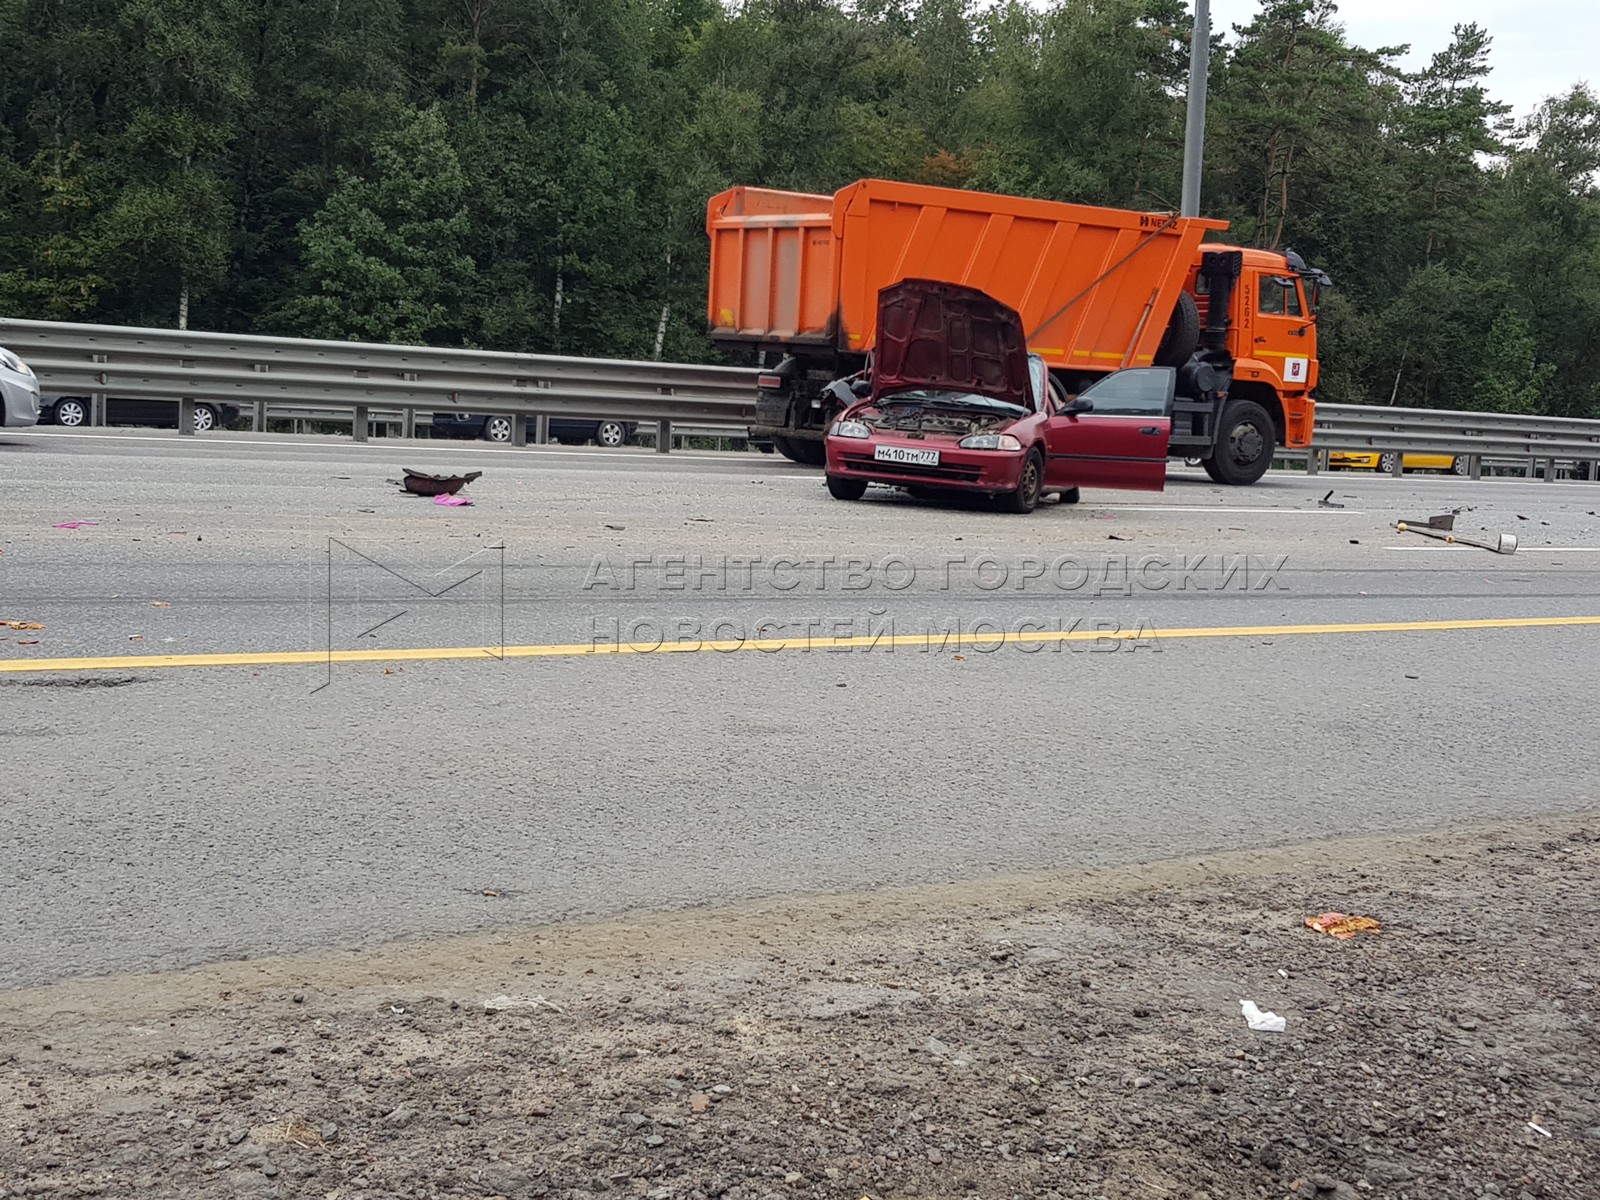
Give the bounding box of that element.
[2,430,773,466]
[1084,505,1366,515]
[1384,545,1600,552]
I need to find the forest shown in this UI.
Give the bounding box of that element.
[1,0,1596,414]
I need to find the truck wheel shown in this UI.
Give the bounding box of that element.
[999,449,1045,513]
[827,474,867,501]
[774,435,824,466]
[1154,291,1201,368]
[1204,399,1274,485]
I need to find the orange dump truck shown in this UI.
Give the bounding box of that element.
[706,178,1326,484]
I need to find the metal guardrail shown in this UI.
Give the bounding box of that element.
[0,317,759,453]
[4,317,1600,475]
[1310,403,1600,480]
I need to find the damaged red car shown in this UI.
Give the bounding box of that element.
[823,280,1176,513]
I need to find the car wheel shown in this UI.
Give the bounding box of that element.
[1204,399,1274,485]
[193,404,219,432]
[1377,451,1399,474]
[1452,456,1469,475]
[483,415,514,443]
[53,398,88,427]
[999,449,1045,514]
[596,420,626,448]
[826,474,867,501]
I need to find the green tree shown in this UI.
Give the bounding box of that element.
[273,106,479,344]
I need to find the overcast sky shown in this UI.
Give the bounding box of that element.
[1205,0,1595,119]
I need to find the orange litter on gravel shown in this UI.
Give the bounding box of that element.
[1305,912,1382,940]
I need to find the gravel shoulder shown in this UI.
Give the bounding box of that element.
[3,816,1598,1200]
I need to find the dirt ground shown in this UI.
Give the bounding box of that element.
[2,818,1598,1200]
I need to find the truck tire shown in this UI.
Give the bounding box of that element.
[1202,398,1274,485]
[1154,291,1201,368]
[774,435,825,466]
[999,449,1045,513]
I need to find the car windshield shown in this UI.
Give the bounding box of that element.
[878,389,1027,417]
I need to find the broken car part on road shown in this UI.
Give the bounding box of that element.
[1394,512,1517,555]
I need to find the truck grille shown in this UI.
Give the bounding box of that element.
[841,454,983,483]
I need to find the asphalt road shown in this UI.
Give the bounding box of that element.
[4,428,1599,987]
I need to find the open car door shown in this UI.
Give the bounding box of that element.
[1043,367,1174,492]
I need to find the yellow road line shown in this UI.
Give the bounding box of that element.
[3,615,1598,674]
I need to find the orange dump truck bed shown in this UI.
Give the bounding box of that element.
[706,179,1227,373]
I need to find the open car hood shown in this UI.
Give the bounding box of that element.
[872,279,1031,409]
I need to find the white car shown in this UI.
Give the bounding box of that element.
[1,346,42,429]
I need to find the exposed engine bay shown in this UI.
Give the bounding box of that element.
[852,392,1022,440]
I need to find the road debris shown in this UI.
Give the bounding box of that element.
[247,1114,324,1148]
[1240,999,1286,1032]
[1,621,45,630]
[1318,490,1344,508]
[432,493,472,507]
[483,995,563,1014]
[51,520,98,529]
[1305,912,1382,940]
[1394,514,1517,555]
[399,469,481,497]
[1528,1121,1552,1137]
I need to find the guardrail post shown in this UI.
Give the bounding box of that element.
[534,414,549,445]
[251,401,267,432]
[1468,454,1482,480]
[1305,448,1320,475]
[1388,450,1403,478]
[353,405,369,442]
[401,409,415,439]
[511,414,528,447]
[178,398,195,436]
[657,418,673,454]
[1542,457,1556,482]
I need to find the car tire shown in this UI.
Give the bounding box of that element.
[1203,399,1274,485]
[999,449,1045,514]
[596,420,627,448]
[826,474,867,501]
[53,398,88,427]
[1377,451,1399,475]
[1452,456,1469,475]
[483,415,514,443]
[194,404,219,432]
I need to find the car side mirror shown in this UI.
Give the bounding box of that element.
[1059,396,1093,415]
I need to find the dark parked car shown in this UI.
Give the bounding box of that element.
[431,412,635,447]
[43,394,240,433]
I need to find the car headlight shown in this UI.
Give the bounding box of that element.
[0,348,33,378]
[958,433,1022,451]
[830,419,871,439]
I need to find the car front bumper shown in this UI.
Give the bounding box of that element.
[826,438,1026,492]
[1,372,42,428]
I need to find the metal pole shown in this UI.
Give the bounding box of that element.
[1180,0,1211,218]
